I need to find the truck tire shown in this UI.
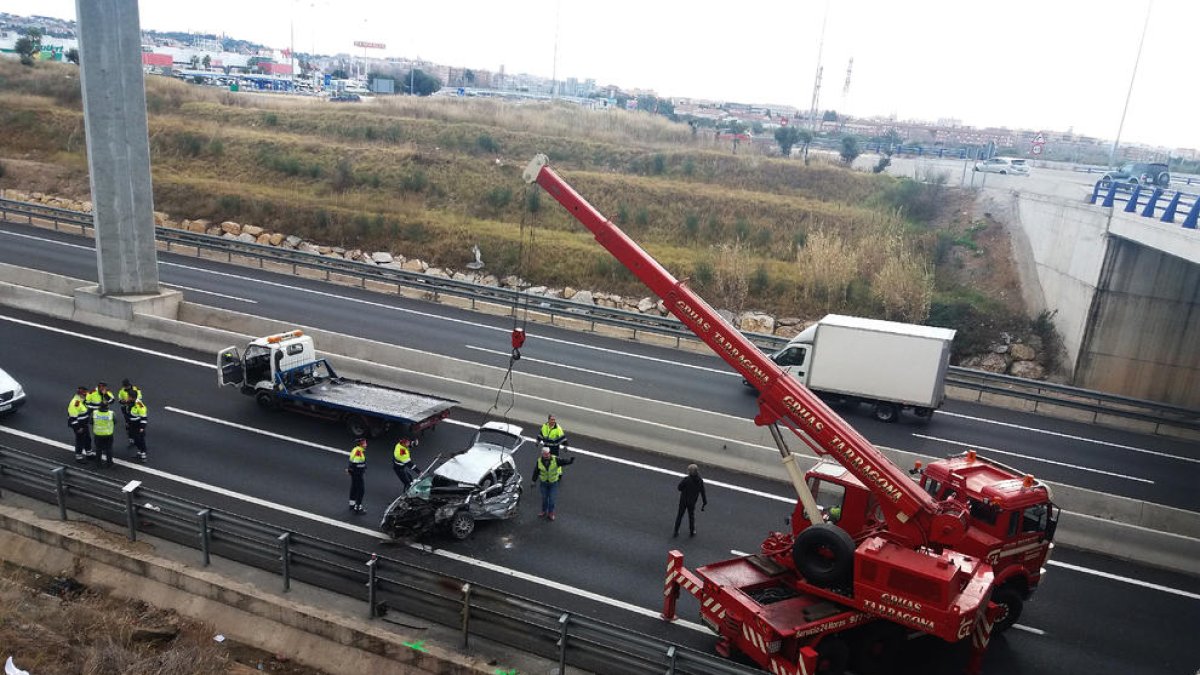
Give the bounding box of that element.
[992,586,1024,633]
[255,391,279,410]
[793,524,855,589]
[345,414,370,438]
[449,511,475,540]
[849,623,904,675]
[871,402,899,423]
[814,636,849,675]
[913,406,934,422]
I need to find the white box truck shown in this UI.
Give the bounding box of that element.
[768,314,955,422]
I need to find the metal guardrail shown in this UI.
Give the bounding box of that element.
[0,445,761,675]
[2,197,1197,433]
[1086,181,1200,229]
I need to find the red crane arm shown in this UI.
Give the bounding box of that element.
[525,156,950,544]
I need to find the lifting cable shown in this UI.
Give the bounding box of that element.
[484,181,536,422]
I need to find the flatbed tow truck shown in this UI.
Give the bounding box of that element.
[523,155,1057,675]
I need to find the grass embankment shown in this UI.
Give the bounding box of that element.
[0,60,1034,356]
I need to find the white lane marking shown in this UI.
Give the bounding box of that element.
[0,229,94,251]
[3,227,734,376]
[1011,624,1046,636]
[913,434,1155,484]
[0,424,708,633]
[162,283,257,304]
[731,549,751,557]
[464,345,632,381]
[0,314,213,368]
[165,407,347,456]
[939,411,1199,465]
[159,259,736,376]
[1048,560,1200,601]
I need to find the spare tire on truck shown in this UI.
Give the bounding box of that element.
[792,523,855,588]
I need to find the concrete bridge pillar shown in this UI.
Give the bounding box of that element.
[75,0,160,295]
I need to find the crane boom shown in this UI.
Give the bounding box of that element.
[523,155,967,548]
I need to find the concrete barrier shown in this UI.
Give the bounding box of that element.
[0,497,529,675]
[1,267,1197,576]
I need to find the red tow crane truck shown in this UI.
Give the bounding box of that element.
[522,155,1058,674]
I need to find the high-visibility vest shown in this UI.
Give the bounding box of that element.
[92,410,115,437]
[119,386,142,405]
[129,401,148,425]
[68,396,89,422]
[537,456,563,483]
[540,423,564,443]
[393,442,411,465]
[349,446,367,467]
[85,389,113,410]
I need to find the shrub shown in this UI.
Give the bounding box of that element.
[207,138,224,156]
[750,265,770,295]
[330,158,355,193]
[652,153,666,175]
[263,112,279,126]
[682,157,695,176]
[0,160,6,180]
[401,170,427,192]
[683,214,700,240]
[476,133,499,153]
[635,208,649,226]
[691,261,714,288]
[526,187,541,213]
[486,186,512,210]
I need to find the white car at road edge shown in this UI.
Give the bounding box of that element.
[974,157,1030,176]
[0,367,26,415]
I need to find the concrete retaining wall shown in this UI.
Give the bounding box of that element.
[1,266,1197,576]
[0,499,523,675]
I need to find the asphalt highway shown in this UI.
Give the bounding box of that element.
[1,222,1197,513]
[0,307,1197,675]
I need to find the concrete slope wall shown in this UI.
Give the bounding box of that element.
[1077,238,1200,408]
[1011,193,1110,373]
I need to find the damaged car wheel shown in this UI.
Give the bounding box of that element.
[450,510,475,540]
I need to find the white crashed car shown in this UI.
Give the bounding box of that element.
[0,367,26,416]
[381,422,525,540]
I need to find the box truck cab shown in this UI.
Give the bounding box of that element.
[770,315,955,422]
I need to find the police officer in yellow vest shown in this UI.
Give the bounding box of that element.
[118,379,142,446]
[538,414,568,456]
[92,401,116,468]
[84,381,115,413]
[127,398,149,463]
[68,385,92,462]
[532,446,575,521]
[347,438,368,513]
[392,437,418,490]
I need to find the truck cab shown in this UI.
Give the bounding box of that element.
[218,330,315,394]
[793,456,1057,631]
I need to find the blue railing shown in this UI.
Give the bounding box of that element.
[1074,165,1200,186]
[1088,181,1200,229]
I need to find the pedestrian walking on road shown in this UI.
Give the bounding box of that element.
[68,386,92,462]
[538,414,568,456]
[92,401,116,468]
[392,437,418,491]
[347,438,367,513]
[673,464,707,537]
[126,398,149,462]
[532,446,574,521]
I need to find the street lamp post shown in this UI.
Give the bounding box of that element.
[1109,0,1153,168]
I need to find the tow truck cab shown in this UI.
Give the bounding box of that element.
[793,456,1058,630]
[218,330,314,393]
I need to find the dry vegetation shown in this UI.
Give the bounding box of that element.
[0,561,324,675]
[0,59,1036,355]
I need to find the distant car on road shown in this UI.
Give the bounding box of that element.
[0,366,26,416]
[329,93,361,103]
[1100,162,1170,188]
[973,157,1030,176]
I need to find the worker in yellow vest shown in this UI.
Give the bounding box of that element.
[117,379,142,446]
[84,381,114,413]
[92,401,116,468]
[538,414,568,456]
[392,438,419,490]
[67,385,92,462]
[347,438,367,513]
[127,398,149,463]
[532,446,575,521]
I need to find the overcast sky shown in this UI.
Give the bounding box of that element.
[5,0,1193,149]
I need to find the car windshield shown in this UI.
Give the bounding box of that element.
[474,428,522,452]
[406,474,433,499]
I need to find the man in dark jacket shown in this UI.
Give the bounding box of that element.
[674,464,707,537]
